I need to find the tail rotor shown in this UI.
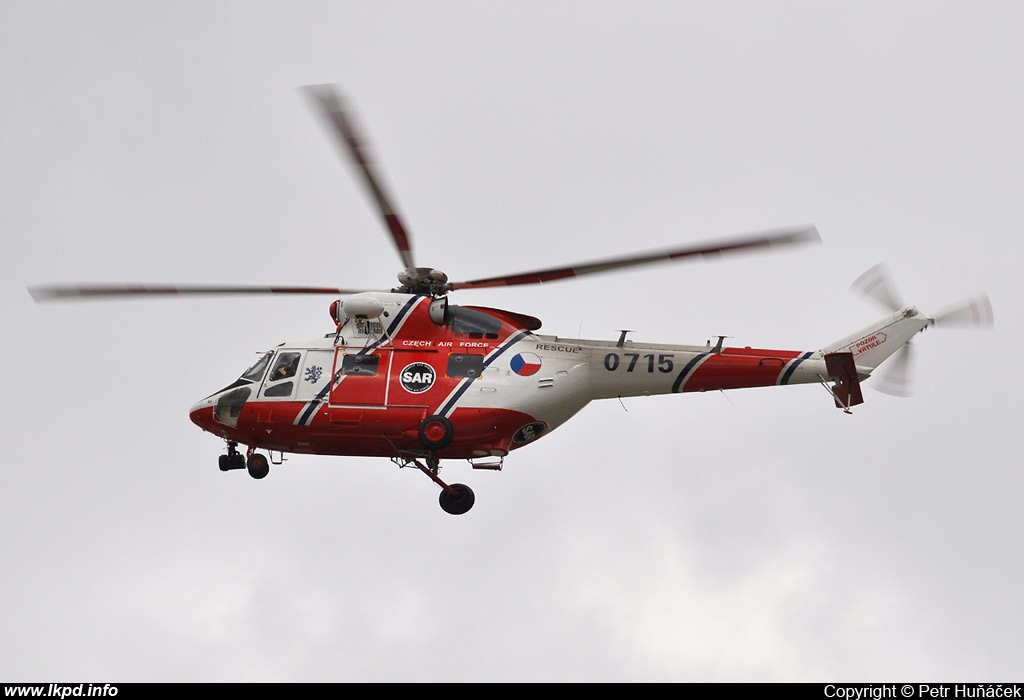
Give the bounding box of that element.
[850,262,904,313]
[872,338,914,397]
[932,294,995,328]
[849,263,993,397]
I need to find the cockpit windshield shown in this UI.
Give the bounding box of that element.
[240,351,274,382]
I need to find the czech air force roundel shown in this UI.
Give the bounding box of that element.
[510,352,542,376]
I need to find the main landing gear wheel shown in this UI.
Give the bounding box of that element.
[408,454,474,515]
[438,483,475,515]
[418,415,454,451]
[246,452,270,480]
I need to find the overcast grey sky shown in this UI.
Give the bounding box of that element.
[2,1,1021,682]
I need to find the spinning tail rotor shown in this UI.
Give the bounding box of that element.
[849,263,994,396]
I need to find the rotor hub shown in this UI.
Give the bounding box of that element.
[396,267,450,296]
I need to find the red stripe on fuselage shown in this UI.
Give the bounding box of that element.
[682,347,804,392]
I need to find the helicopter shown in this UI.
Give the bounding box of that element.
[29,85,994,515]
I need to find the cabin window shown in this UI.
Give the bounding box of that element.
[448,306,500,339]
[341,353,380,376]
[447,354,484,378]
[269,352,301,381]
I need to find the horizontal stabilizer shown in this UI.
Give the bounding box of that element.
[825,351,864,411]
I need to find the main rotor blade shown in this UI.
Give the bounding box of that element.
[447,225,820,290]
[28,284,372,302]
[304,84,416,271]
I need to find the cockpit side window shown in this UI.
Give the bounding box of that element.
[448,306,501,339]
[269,352,301,382]
[241,352,274,382]
[264,381,294,397]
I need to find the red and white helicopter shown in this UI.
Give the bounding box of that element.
[30,85,994,514]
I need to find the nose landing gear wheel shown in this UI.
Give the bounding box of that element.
[246,452,270,480]
[219,441,246,472]
[438,483,475,515]
[219,453,245,471]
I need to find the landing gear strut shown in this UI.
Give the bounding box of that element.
[401,454,475,515]
[219,441,245,472]
[217,441,269,479]
[405,416,472,514]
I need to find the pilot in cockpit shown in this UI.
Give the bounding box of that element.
[271,353,300,381]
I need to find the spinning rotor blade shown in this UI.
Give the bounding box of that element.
[870,293,994,397]
[29,283,371,302]
[851,263,994,397]
[850,262,904,312]
[447,224,820,291]
[869,295,994,398]
[932,293,994,328]
[304,84,416,272]
[873,342,914,398]
[851,264,994,327]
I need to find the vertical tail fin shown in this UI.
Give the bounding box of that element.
[820,307,931,372]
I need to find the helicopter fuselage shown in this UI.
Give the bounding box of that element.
[188,292,831,463]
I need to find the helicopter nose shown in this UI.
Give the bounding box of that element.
[189,396,217,431]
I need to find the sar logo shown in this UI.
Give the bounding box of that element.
[513,422,547,444]
[400,362,436,394]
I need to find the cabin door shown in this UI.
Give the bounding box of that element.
[328,347,392,407]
